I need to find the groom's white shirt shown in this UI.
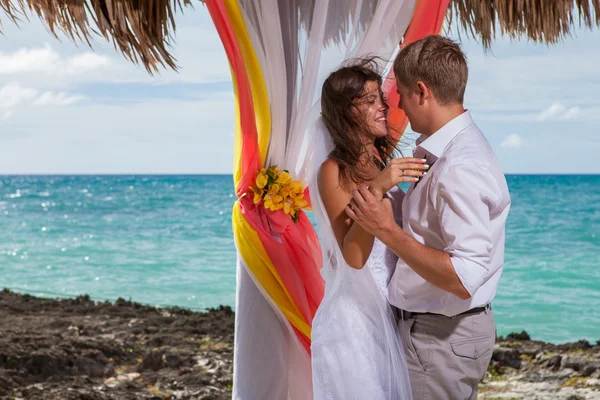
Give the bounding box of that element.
[388,111,511,317]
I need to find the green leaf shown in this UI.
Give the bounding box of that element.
[292,211,300,223]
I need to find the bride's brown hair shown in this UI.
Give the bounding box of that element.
[321,57,398,191]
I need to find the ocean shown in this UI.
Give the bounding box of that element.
[1,174,598,344]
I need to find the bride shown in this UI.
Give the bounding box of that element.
[309,59,428,399]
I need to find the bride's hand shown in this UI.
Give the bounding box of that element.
[369,157,429,200]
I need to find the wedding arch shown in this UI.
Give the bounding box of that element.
[2,0,597,398]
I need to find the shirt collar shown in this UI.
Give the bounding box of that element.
[414,110,474,161]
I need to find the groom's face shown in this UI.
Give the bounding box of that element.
[397,83,424,133]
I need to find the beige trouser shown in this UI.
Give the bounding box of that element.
[398,307,496,400]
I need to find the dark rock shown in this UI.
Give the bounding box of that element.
[547,355,562,371]
[48,319,71,330]
[558,340,592,352]
[522,372,545,382]
[139,350,165,371]
[74,295,92,304]
[506,331,531,341]
[560,356,596,372]
[492,346,522,369]
[144,326,159,334]
[148,336,165,347]
[581,363,598,377]
[74,352,113,379]
[115,298,130,307]
[520,343,543,358]
[158,316,175,325]
[164,353,184,369]
[25,351,68,377]
[0,375,13,397]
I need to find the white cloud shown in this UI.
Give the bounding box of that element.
[501,134,523,149]
[0,82,38,108]
[0,45,111,76]
[563,106,582,120]
[0,83,85,119]
[34,91,86,106]
[538,103,581,121]
[66,53,111,74]
[0,46,60,74]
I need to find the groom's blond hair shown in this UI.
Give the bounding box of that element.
[393,35,468,105]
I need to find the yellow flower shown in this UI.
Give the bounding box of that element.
[294,198,308,209]
[269,184,280,195]
[249,185,263,204]
[283,197,294,215]
[289,180,304,198]
[290,180,303,191]
[279,185,291,199]
[264,193,284,211]
[277,170,292,185]
[269,166,279,176]
[256,172,268,189]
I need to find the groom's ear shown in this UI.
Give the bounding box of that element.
[415,81,431,105]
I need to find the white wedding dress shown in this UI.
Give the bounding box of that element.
[308,118,412,400]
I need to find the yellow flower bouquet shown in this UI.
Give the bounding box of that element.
[249,166,308,222]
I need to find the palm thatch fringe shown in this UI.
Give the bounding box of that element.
[0,0,192,73]
[448,0,600,47]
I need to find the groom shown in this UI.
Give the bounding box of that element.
[346,35,511,399]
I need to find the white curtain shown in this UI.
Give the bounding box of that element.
[232,1,417,398]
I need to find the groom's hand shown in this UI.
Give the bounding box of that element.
[345,186,395,235]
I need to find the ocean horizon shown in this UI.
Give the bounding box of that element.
[1,174,599,344]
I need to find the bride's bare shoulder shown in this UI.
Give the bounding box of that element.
[318,159,341,188]
[319,158,339,176]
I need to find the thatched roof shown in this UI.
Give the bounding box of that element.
[449,0,600,47]
[1,0,598,72]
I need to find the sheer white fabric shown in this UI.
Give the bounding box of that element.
[307,118,412,399]
[233,257,312,400]
[232,1,417,399]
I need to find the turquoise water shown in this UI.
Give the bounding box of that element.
[1,175,598,344]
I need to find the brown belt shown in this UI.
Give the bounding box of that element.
[398,304,491,321]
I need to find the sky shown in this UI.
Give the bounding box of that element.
[0,6,598,175]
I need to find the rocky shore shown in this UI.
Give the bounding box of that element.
[481,331,600,399]
[0,289,598,399]
[0,290,234,400]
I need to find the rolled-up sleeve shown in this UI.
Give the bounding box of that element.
[432,163,500,296]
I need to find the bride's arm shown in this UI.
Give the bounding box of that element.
[318,159,375,269]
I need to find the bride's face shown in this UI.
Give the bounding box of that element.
[352,80,389,139]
